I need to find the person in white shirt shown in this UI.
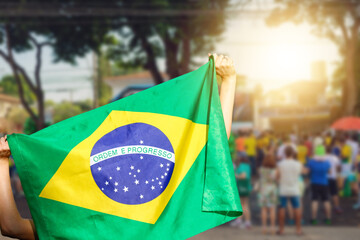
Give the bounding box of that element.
[276,146,304,236]
[277,137,297,161]
[313,132,324,150]
[325,146,342,213]
[346,134,359,165]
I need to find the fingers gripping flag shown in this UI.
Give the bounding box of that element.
[8,57,242,240]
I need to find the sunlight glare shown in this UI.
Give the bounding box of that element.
[263,44,310,84]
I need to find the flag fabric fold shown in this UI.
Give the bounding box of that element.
[8,57,242,240]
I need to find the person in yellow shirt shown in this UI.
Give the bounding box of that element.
[297,138,308,165]
[257,132,270,150]
[325,132,332,147]
[353,153,360,209]
[341,142,352,164]
[339,137,352,192]
[262,132,270,149]
[245,131,257,176]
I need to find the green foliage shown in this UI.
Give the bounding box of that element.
[23,117,51,134]
[0,75,36,104]
[52,101,83,123]
[0,1,113,64]
[75,100,93,112]
[23,118,38,135]
[105,0,231,79]
[7,107,29,130]
[99,81,112,106]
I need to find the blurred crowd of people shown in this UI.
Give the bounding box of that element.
[230,130,360,235]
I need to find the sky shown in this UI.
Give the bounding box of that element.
[0,5,340,102]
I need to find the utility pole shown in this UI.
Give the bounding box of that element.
[92,52,99,109]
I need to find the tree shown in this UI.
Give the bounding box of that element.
[106,0,235,83]
[52,101,83,123]
[0,0,241,130]
[0,0,112,130]
[7,107,29,132]
[0,75,36,104]
[266,0,360,116]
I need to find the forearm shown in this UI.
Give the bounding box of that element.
[220,75,236,139]
[0,158,36,240]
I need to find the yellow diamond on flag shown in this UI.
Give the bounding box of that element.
[39,111,208,224]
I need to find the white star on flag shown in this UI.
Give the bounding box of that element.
[109,176,112,180]
[116,167,120,171]
[135,179,139,185]
[97,167,102,171]
[159,181,162,185]
[134,175,136,178]
[151,186,155,190]
[156,177,158,180]
[115,182,118,186]
[160,186,163,189]
[140,195,144,199]
[166,168,169,171]
[161,176,164,179]
[167,163,170,166]
[140,140,144,144]
[145,181,149,184]
[114,188,118,193]
[137,169,141,173]
[123,186,128,192]
[130,166,134,170]
[164,173,167,176]
[140,156,143,159]
[105,181,109,185]
[152,179,154,182]
[160,164,164,168]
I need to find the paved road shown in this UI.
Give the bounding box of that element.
[192,226,360,240]
[2,225,360,240]
[1,192,359,239]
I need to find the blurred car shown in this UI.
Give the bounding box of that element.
[110,84,154,102]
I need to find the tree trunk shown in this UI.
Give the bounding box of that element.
[164,31,180,79]
[37,89,45,130]
[180,37,191,75]
[34,40,46,130]
[133,27,164,85]
[343,47,357,116]
[142,39,164,85]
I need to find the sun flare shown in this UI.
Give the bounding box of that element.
[262,44,311,83]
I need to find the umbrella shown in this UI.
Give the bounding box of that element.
[331,117,360,130]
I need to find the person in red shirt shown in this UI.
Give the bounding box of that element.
[235,130,246,157]
[304,134,313,159]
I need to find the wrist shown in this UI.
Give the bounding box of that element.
[0,157,9,165]
[222,74,236,84]
[0,150,11,160]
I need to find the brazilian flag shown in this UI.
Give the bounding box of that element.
[8,57,242,239]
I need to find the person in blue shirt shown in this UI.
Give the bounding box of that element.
[306,145,331,225]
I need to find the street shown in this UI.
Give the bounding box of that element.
[192,225,360,240]
[1,193,359,239]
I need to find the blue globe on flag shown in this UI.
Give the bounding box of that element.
[90,123,175,205]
